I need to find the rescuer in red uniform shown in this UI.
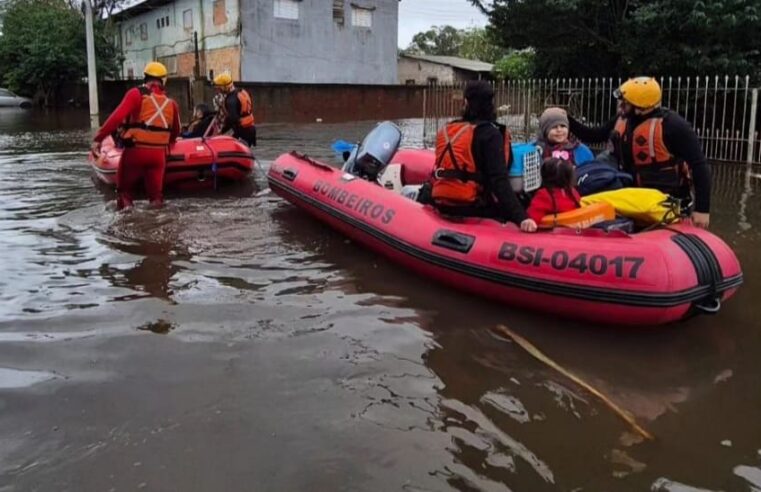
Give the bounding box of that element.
[91,61,181,210]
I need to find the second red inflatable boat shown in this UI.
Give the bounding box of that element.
[90,135,255,191]
[267,147,742,326]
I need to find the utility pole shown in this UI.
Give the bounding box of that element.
[84,0,100,130]
[193,31,200,79]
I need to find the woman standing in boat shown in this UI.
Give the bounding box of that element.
[568,77,711,228]
[429,81,537,232]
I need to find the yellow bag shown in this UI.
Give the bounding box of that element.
[580,188,681,225]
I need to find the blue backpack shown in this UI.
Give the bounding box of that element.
[576,161,633,196]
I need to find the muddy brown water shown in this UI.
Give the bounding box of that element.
[1,108,760,491]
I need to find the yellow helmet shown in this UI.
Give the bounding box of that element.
[615,77,662,109]
[143,61,168,79]
[213,73,233,87]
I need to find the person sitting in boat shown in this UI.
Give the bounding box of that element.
[568,77,711,229]
[181,103,215,139]
[535,107,594,166]
[213,73,257,147]
[526,157,581,224]
[430,80,537,232]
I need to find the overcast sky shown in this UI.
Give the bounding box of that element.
[398,0,489,49]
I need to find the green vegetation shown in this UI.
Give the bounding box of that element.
[0,0,122,103]
[406,26,536,79]
[407,25,465,57]
[457,27,505,64]
[407,26,506,64]
[469,0,761,78]
[493,49,535,80]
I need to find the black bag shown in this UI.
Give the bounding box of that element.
[576,161,633,196]
[592,217,635,233]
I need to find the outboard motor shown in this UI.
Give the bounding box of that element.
[342,121,402,180]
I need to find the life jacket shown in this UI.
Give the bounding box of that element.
[432,121,511,205]
[612,113,690,195]
[231,88,255,128]
[119,86,175,148]
[539,201,615,229]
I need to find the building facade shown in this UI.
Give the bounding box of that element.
[398,54,493,85]
[115,0,240,81]
[114,0,399,84]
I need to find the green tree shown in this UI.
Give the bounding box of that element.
[493,49,535,80]
[469,0,761,78]
[407,25,463,56]
[459,27,505,64]
[625,0,761,76]
[0,0,122,103]
[473,0,629,77]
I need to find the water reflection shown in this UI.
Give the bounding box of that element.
[0,367,57,389]
[270,186,760,490]
[97,208,189,303]
[0,110,760,491]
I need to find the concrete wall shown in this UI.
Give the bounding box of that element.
[180,81,426,124]
[239,0,399,84]
[62,80,425,125]
[452,68,488,82]
[59,78,193,120]
[117,0,240,79]
[239,83,423,123]
[398,57,456,85]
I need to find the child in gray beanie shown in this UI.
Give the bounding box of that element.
[535,107,594,165]
[538,107,570,143]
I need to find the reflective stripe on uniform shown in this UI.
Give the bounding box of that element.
[144,93,170,129]
[647,118,657,159]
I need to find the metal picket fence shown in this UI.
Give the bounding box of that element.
[422,76,761,164]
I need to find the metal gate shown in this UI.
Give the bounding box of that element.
[422,76,760,164]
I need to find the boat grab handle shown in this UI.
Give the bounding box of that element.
[695,297,721,314]
[282,169,298,181]
[432,230,476,254]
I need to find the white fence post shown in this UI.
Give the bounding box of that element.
[421,86,427,146]
[747,88,758,164]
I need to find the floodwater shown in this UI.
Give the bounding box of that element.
[1,108,760,492]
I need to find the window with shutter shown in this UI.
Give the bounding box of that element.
[274,0,299,20]
[213,0,227,25]
[333,0,344,25]
[351,6,372,28]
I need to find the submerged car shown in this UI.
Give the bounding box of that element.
[0,88,32,108]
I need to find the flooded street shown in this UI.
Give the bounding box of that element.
[1,108,761,491]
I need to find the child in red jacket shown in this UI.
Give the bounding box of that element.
[527,157,581,223]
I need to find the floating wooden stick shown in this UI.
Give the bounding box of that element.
[493,324,655,441]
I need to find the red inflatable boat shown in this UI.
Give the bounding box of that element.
[89,136,255,191]
[267,149,742,325]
